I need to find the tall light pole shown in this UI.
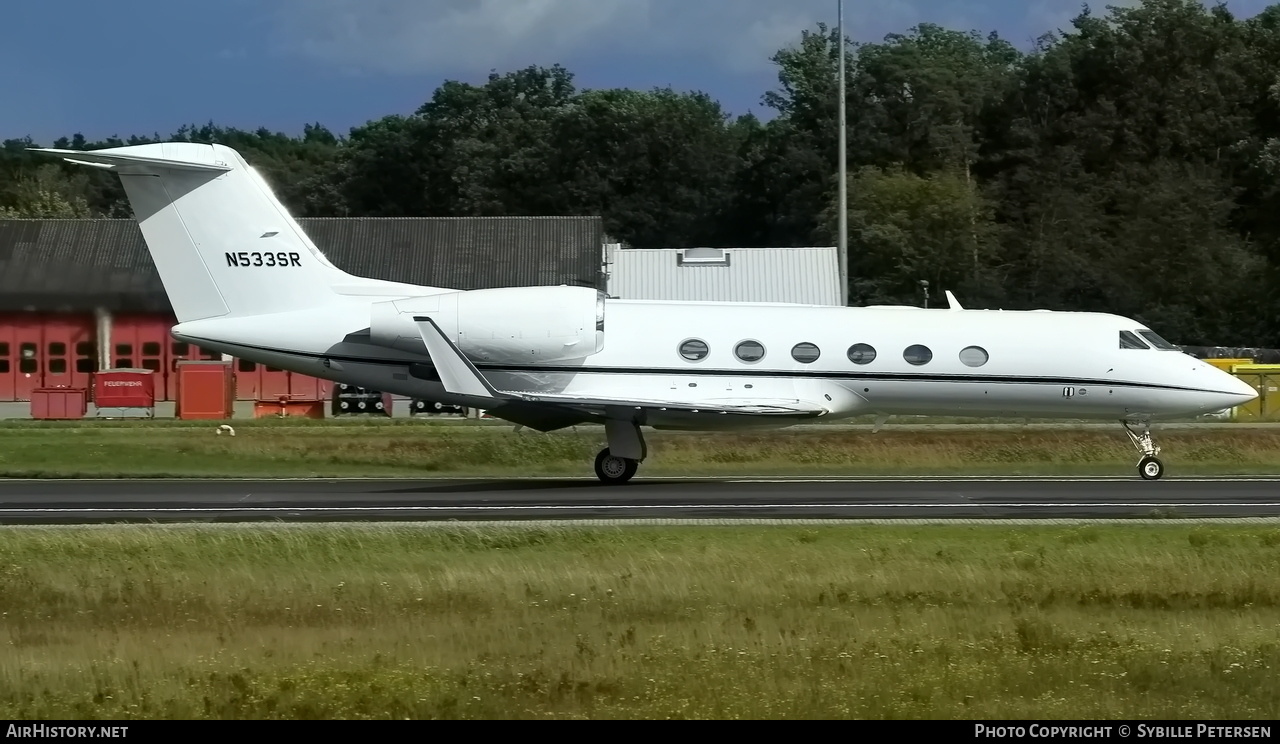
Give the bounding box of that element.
[837,0,848,306]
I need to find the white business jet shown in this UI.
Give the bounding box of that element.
[34,143,1258,483]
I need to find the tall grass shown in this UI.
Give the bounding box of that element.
[1,426,1279,477]
[1,524,1278,718]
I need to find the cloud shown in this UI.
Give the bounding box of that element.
[273,0,1271,81]
[271,0,925,77]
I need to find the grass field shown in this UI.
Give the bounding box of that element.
[1,524,1278,719]
[1,418,1279,477]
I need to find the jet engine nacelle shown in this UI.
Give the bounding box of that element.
[369,285,606,363]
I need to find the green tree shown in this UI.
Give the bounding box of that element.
[0,164,95,218]
[414,64,576,216]
[548,87,739,247]
[821,165,1004,306]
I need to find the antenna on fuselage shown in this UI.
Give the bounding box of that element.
[945,290,963,311]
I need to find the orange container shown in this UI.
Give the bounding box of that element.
[175,361,235,420]
[30,388,88,419]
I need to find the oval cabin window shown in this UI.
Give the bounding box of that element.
[903,344,932,366]
[959,346,989,367]
[847,344,876,365]
[734,340,766,363]
[679,339,709,361]
[791,342,820,364]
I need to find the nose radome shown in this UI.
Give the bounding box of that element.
[1227,370,1259,400]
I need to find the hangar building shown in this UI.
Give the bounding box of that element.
[0,216,604,402]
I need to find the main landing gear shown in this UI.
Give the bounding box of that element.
[594,419,647,484]
[1122,420,1164,480]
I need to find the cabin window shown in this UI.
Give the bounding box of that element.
[903,344,932,366]
[847,343,876,365]
[734,340,766,363]
[959,346,989,367]
[1119,331,1148,350]
[678,339,709,362]
[791,342,820,364]
[1137,330,1177,350]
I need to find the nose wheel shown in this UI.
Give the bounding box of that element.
[1123,420,1164,480]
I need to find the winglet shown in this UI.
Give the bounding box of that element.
[945,290,963,310]
[413,316,503,399]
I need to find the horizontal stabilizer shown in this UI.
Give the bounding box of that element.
[27,147,231,173]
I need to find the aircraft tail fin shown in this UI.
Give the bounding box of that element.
[32,143,361,323]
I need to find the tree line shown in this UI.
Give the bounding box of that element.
[3,0,1280,347]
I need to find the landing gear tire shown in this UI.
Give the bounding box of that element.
[1122,420,1164,481]
[1138,455,1164,481]
[594,448,638,484]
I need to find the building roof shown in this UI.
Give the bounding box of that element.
[0,217,605,313]
[605,245,841,305]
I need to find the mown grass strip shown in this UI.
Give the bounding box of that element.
[1,425,1279,477]
[0,524,1277,719]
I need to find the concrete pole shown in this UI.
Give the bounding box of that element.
[94,307,111,371]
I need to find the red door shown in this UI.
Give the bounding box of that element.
[112,315,173,398]
[10,317,41,401]
[289,373,330,401]
[42,317,95,393]
[0,318,15,401]
[233,358,262,400]
[258,364,291,400]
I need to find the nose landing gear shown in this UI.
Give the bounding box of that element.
[1122,420,1164,480]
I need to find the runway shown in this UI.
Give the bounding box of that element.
[1,476,1280,523]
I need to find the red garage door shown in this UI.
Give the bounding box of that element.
[112,314,221,400]
[0,314,95,401]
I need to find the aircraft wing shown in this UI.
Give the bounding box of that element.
[503,390,827,417]
[413,316,828,419]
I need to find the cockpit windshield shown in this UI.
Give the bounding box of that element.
[1137,329,1178,350]
[1119,331,1149,349]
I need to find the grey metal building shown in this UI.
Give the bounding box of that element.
[604,245,841,305]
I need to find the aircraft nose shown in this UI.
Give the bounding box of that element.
[1212,368,1258,408]
[1227,371,1259,400]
